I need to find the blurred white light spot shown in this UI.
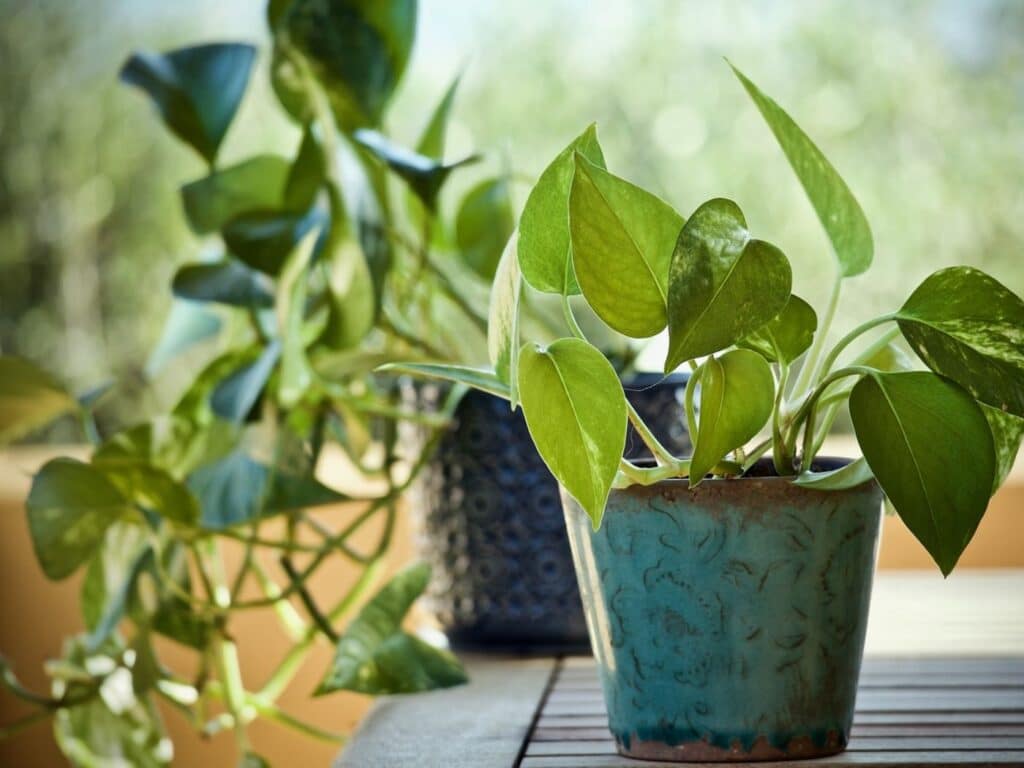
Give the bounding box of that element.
[652,104,707,158]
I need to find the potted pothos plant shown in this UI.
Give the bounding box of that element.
[0,1,530,764]
[389,62,1024,762]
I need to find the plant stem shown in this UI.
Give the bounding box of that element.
[0,709,52,740]
[626,401,677,466]
[785,365,874,461]
[683,364,699,438]
[259,558,384,703]
[816,313,898,383]
[280,557,339,643]
[772,361,793,475]
[743,437,774,471]
[250,699,346,743]
[791,276,842,398]
[250,558,307,642]
[561,294,586,340]
[616,459,686,487]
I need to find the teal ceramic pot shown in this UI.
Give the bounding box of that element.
[562,458,882,762]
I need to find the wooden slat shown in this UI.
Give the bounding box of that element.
[519,752,1024,767]
[526,737,1024,756]
[520,656,1024,767]
[552,676,1024,690]
[535,716,1024,736]
[334,657,554,768]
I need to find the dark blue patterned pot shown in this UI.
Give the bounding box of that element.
[562,458,882,762]
[409,373,690,652]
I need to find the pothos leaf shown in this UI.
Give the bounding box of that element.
[456,177,516,280]
[665,198,791,370]
[487,232,522,405]
[569,153,683,338]
[794,456,874,490]
[850,371,995,575]
[518,124,606,295]
[26,459,131,580]
[0,356,78,444]
[353,129,479,210]
[276,230,319,408]
[377,363,511,401]
[689,349,774,484]
[517,338,627,526]
[317,563,466,695]
[896,266,1024,418]
[271,0,417,130]
[180,155,291,234]
[982,405,1023,494]
[319,187,376,350]
[121,43,256,164]
[172,260,275,308]
[416,73,461,159]
[738,295,817,365]
[730,62,873,277]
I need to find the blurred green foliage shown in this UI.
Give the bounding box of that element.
[2,0,1023,437]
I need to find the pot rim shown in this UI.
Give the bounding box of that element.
[613,456,878,498]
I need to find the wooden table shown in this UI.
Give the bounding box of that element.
[336,572,1024,767]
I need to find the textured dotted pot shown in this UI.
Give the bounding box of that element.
[407,373,690,652]
[562,458,882,762]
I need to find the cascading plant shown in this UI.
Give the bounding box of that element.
[389,61,1024,577]
[0,1,527,765]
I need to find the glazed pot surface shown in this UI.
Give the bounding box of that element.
[562,461,882,762]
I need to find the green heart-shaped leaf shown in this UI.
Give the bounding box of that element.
[187,450,347,531]
[0,357,78,444]
[317,563,466,695]
[353,129,479,211]
[730,63,873,277]
[210,343,281,424]
[738,295,817,364]
[271,0,416,130]
[456,178,516,280]
[487,232,522,404]
[172,260,275,308]
[569,154,684,338]
[121,43,256,164]
[223,208,325,276]
[319,189,376,350]
[665,198,791,370]
[519,124,606,295]
[517,338,627,526]
[145,301,222,376]
[276,231,319,407]
[896,266,1024,417]
[377,363,511,400]
[27,459,130,580]
[982,405,1023,494]
[794,457,874,491]
[850,371,995,575]
[284,125,327,211]
[689,349,774,484]
[181,156,291,234]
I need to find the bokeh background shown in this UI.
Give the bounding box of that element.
[1,0,1022,765]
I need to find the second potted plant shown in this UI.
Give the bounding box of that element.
[388,61,1024,760]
